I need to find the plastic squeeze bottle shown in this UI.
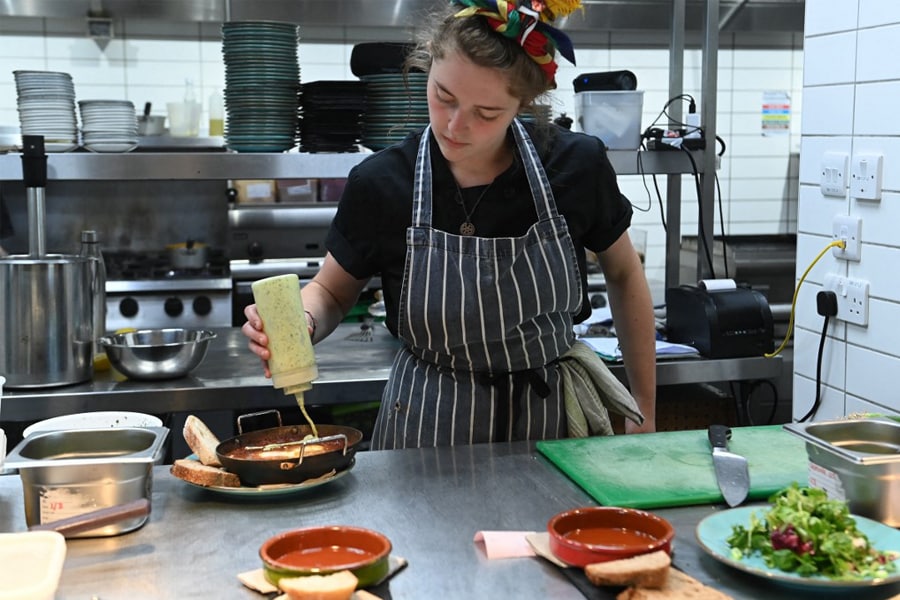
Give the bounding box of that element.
[251,274,319,436]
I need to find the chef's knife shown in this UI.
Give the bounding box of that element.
[708,425,750,507]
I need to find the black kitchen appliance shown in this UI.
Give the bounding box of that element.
[573,70,637,92]
[665,284,774,359]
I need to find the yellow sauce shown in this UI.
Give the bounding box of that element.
[295,392,319,439]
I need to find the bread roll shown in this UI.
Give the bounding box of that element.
[616,568,734,600]
[278,570,358,600]
[183,414,222,467]
[585,550,671,589]
[170,458,240,488]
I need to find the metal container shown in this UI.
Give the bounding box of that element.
[99,328,215,380]
[0,255,94,388]
[4,427,168,537]
[783,418,900,526]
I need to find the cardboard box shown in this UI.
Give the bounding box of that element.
[234,180,276,204]
[318,178,347,204]
[276,179,318,203]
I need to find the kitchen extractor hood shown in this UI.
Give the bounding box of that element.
[0,0,805,35]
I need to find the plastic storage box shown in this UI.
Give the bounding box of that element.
[0,531,66,600]
[574,90,644,150]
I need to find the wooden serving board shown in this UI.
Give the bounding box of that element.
[536,425,808,509]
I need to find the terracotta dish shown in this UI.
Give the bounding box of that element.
[259,525,391,588]
[547,506,675,567]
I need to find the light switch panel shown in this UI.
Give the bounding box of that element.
[820,151,848,197]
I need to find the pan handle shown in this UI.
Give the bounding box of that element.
[29,498,150,538]
[273,434,350,471]
[237,409,283,433]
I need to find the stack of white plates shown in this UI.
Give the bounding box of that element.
[13,70,79,153]
[78,100,139,153]
[221,21,301,153]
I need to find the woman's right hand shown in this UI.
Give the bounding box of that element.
[242,303,272,378]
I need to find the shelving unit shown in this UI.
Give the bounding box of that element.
[0,148,703,181]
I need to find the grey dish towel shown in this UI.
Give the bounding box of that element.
[558,340,644,437]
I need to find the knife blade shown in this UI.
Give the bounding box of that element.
[708,425,750,507]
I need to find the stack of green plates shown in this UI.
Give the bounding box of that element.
[221,21,300,153]
[360,72,428,151]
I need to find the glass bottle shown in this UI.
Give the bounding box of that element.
[208,88,224,136]
[79,230,107,357]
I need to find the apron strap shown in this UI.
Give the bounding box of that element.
[510,118,560,222]
[411,126,433,229]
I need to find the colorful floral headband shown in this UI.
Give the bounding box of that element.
[451,0,581,87]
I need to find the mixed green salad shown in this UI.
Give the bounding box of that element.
[726,483,898,581]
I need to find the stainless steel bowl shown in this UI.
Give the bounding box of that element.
[99,328,216,380]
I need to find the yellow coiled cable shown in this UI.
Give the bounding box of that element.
[766,239,846,358]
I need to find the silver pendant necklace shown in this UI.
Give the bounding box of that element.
[454,180,492,236]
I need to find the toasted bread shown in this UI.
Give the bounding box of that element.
[170,458,240,488]
[278,570,358,600]
[183,414,222,466]
[616,568,733,600]
[585,550,671,589]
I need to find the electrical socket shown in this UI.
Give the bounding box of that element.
[823,274,870,326]
[832,215,862,261]
[851,152,883,201]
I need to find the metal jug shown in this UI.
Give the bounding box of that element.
[0,254,94,387]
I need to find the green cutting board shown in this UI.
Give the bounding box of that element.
[536,425,808,509]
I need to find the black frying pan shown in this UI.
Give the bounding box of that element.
[216,424,362,486]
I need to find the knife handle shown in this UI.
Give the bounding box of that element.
[708,424,732,450]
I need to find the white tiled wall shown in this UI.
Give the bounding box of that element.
[795,0,900,419]
[0,27,804,285]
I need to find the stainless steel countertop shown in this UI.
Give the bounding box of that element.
[0,441,895,599]
[2,324,782,422]
[2,324,401,421]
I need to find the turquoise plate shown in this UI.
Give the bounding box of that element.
[696,506,900,589]
[177,454,353,497]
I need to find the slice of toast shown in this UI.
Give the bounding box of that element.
[170,458,241,488]
[183,414,222,467]
[616,568,734,600]
[585,550,671,589]
[278,569,358,600]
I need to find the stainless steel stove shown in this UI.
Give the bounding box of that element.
[104,249,233,331]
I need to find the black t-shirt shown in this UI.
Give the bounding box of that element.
[326,122,633,335]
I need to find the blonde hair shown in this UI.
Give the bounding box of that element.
[405,3,552,109]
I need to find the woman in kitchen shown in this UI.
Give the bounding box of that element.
[242,0,657,449]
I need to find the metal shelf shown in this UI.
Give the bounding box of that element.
[0,151,366,181]
[0,148,703,181]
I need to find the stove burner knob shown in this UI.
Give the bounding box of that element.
[164,297,184,317]
[247,242,264,260]
[120,297,139,318]
[193,295,212,316]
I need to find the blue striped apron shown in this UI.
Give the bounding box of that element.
[370,120,582,449]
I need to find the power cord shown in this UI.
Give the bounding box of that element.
[733,379,780,425]
[766,239,846,358]
[675,147,717,278]
[798,290,838,422]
